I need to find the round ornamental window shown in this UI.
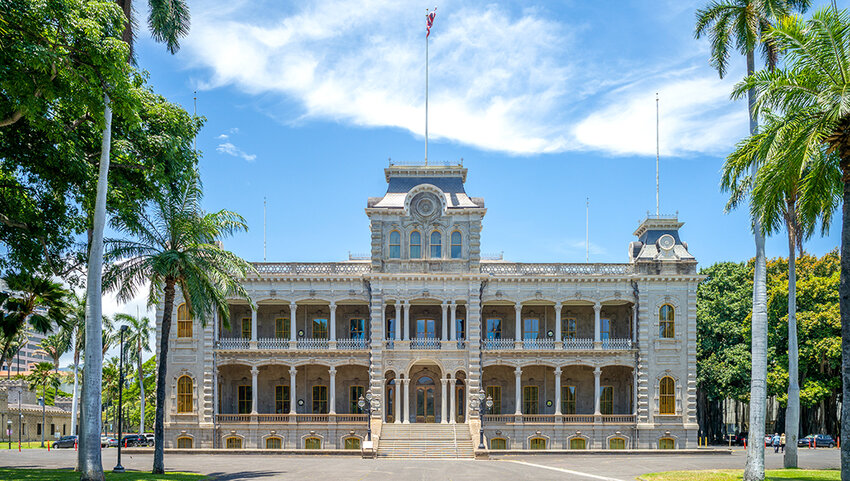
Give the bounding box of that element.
[417,197,435,216]
[658,234,675,251]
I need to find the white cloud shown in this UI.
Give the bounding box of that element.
[216,133,229,140]
[216,141,257,162]
[182,0,745,157]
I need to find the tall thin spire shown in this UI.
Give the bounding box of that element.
[263,197,267,261]
[585,196,590,263]
[425,7,437,166]
[193,90,197,153]
[655,92,660,216]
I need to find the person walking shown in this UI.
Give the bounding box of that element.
[772,433,781,453]
[780,433,786,453]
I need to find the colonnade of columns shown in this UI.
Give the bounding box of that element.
[243,301,344,345]
[244,365,342,415]
[511,301,614,345]
[507,365,631,416]
[391,376,462,424]
[386,300,462,341]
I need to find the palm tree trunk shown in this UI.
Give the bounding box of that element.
[840,159,850,481]
[78,95,112,481]
[137,353,145,434]
[153,279,176,474]
[743,49,768,481]
[71,353,79,436]
[785,211,800,468]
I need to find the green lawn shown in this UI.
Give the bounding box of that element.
[640,469,840,481]
[2,442,56,449]
[0,468,207,480]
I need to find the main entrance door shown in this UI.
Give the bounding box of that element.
[416,377,436,422]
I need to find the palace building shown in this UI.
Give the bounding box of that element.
[157,163,700,455]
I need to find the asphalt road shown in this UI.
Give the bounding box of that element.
[0,447,840,480]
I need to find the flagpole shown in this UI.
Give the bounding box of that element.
[655,92,660,216]
[425,14,429,166]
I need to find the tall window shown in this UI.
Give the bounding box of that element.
[177,375,193,413]
[430,231,442,258]
[312,318,328,339]
[416,319,436,338]
[238,385,252,414]
[561,385,576,414]
[486,319,502,339]
[275,318,290,339]
[486,386,502,414]
[523,386,539,414]
[410,231,421,259]
[386,317,395,340]
[312,385,328,414]
[241,317,251,339]
[226,437,242,449]
[344,437,361,450]
[305,437,321,449]
[660,377,675,414]
[350,318,365,339]
[563,318,577,340]
[601,318,610,341]
[177,437,193,448]
[349,385,364,413]
[389,231,401,258]
[266,437,282,449]
[523,318,539,339]
[275,385,290,414]
[601,386,613,415]
[659,305,675,338]
[570,438,586,449]
[456,318,465,339]
[530,438,546,450]
[177,303,192,338]
[450,231,462,258]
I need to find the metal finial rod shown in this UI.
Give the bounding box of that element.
[263,197,267,261]
[656,92,660,216]
[586,197,590,263]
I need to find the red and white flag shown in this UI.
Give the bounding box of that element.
[426,8,436,37]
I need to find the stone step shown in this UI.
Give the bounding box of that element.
[376,423,474,459]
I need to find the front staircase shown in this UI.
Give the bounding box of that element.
[376,423,475,459]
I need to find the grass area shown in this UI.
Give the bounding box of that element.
[2,442,56,449]
[0,468,207,480]
[640,469,840,481]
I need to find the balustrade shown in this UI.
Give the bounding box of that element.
[562,414,596,424]
[216,414,251,423]
[481,338,514,350]
[522,338,555,350]
[337,338,368,350]
[601,414,636,423]
[602,338,633,350]
[410,338,442,350]
[296,338,330,350]
[253,262,371,275]
[217,338,249,350]
[481,263,633,276]
[257,338,289,350]
[562,338,594,350]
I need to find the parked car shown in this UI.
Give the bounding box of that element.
[765,435,773,447]
[100,436,118,448]
[120,434,149,447]
[798,434,835,448]
[144,433,155,445]
[53,436,78,448]
[736,432,749,446]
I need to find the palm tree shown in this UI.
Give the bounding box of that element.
[27,361,60,447]
[104,171,252,473]
[66,293,86,436]
[732,8,850,478]
[37,332,72,398]
[80,3,190,478]
[115,313,152,434]
[694,2,809,478]
[101,315,115,356]
[722,111,840,467]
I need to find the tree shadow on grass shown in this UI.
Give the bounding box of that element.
[207,471,288,480]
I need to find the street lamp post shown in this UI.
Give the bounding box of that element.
[477,389,493,450]
[6,419,11,450]
[38,396,45,447]
[113,325,128,473]
[357,391,374,441]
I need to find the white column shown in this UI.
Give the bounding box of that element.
[449,301,457,341]
[441,302,448,342]
[514,366,522,415]
[554,367,562,416]
[289,367,297,414]
[328,366,336,415]
[250,305,258,343]
[403,378,410,423]
[440,377,448,423]
[633,369,638,415]
[329,302,337,342]
[632,304,638,343]
[289,303,297,342]
[514,303,522,343]
[394,302,401,341]
[554,302,562,343]
[449,379,457,423]
[394,378,402,423]
[250,367,259,414]
[594,367,602,415]
[403,300,411,341]
[593,302,602,345]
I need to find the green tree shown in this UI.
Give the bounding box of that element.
[730,8,850,478]
[104,172,252,473]
[115,313,152,433]
[37,331,72,397]
[26,361,61,447]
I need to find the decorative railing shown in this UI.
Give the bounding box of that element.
[295,414,329,423]
[297,338,329,350]
[256,414,290,423]
[523,414,556,423]
[563,338,594,350]
[385,339,395,349]
[562,414,595,424]
[456,339,467,349]
[410,338,441,350]
[481,338,514,350]
[217,338,249,350]
[257,338,289,350]
[337,338,368,350]
[253,262,371,275]
[481,263,633,276]
[522,338,555,350]
[216,413,369,424]
[216,414,251,423]
[332,414,368,423]
[603,338,633,350]
[482,414,515,423]
[601,414,636,423]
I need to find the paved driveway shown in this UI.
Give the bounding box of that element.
[0,447,840,480]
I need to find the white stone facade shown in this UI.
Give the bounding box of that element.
[157,164,700,451]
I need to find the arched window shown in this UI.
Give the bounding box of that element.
[450,231,462,258]
[410,231,421,259]
[305,437,322,449]
[490,438,507,450]
[570,438,586,449]
[389,231,401,258]
[530,437,547,450]
[177,437,193,449]
[659,304,675,338]
[344,437,361,450]
[609,437,626,449]
[177,375,193,413]
[660,376,675,414]
[226,437,242,449]
[659,437,675,449]
[430,231,442,258]
[177,303,192,338]
[265,437,282,449]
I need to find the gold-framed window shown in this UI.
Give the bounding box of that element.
[530,437,546,450]
[563,318,577,339]
[177,437,193,448]
[659,437,675,449]
[570,438,586,449]
[177,303,192,338]
[305,437,321,449]
[312,318,328,339]
[430,231,442,258]
[523,385,539,414]
[561,385,576,415]
[275,318,290,339]
[490,438,507,450]
[409,231,421,259]
[450,231,462,258]
[609,437,626,449]
[241,317,251,339]
[312,385,328,414]
[659,305,675,338]
[601,386,613,415]
[238,385,252,414]
[275,385,290,414]
[177,375,193,413]
[660,377,675,414]
[265,437,282,449]
[349,385,364,414]
[344,437,361,450]
[486,386,501,414]
[226,437,242,449]
[389,230,401,258]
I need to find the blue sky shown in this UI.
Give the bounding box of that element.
[136,0,839,268]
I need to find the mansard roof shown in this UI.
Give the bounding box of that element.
[367,163,484,209]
